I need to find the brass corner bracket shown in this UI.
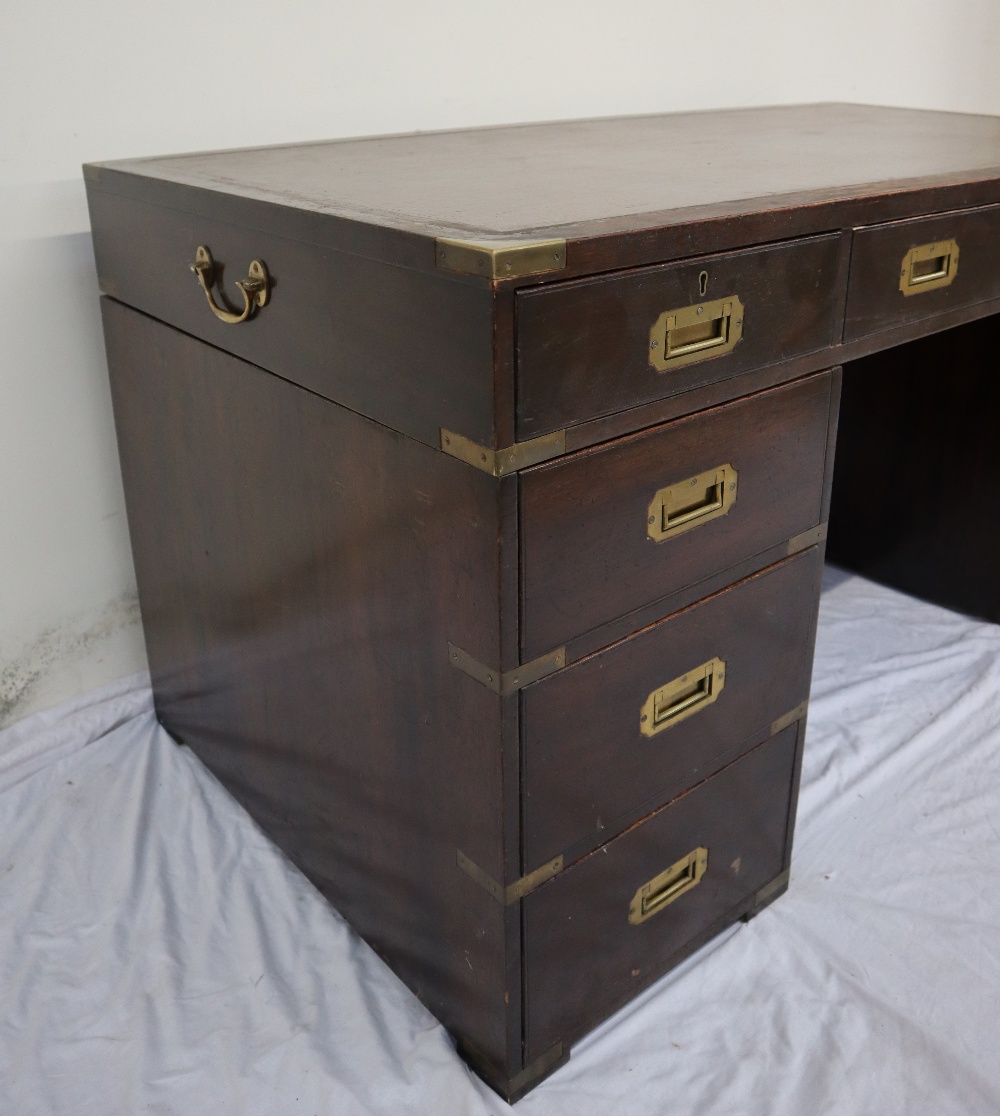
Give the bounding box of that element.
[457,849,564,905]
[448,643,566,696]
[770,700,809,737]
[435,236,567,279]
[440,428,566,477]
[787,522,828,556]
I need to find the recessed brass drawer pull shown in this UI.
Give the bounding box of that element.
[899,239,959,296]
[640,657,725,737]
[629,847,708,924]
[649,295,744,372]
[190,244,270,324]
[647,464,737,542]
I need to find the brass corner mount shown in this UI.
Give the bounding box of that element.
[435,237,567,279]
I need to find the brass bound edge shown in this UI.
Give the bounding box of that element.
[435,236,567,279]
[448,642,566,695]
[787,522,828,555]
[754,868,791,908]
[456,850,565,905]
[507,1042,566,1095]
[440,428,566,477]
[770,700,809,737]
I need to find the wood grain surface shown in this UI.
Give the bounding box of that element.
[519,372,834,658]
[523,725,798,1063]
[88,105,1000,242]
[87,189,496,451]
[846,204,1000,342]
[517,234,842,437]
[86,104,1000,288]
[522,548,823,871]
[101,299,519,1078]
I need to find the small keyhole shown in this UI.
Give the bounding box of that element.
[698,271,709,296]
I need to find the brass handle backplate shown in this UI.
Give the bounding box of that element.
[629,848,708,925]
[648,464,737,542]
[649,295,744,372]
[899,239,959,296]
[190,245,270,324]
[640,657,725,737]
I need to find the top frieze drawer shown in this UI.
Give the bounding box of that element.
[844,204,1000,343]
[515,234,843,440]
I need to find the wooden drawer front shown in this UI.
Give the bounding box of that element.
[523,725,797,1062]
[845,205,1000,342]
[515,233,841,439]
[520,371,834,659]
[522,547,821,872]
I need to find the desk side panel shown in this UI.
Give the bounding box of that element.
[87,185,496,450]
[101,300,514,1072]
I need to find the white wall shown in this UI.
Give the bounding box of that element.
[3,0,1000,726]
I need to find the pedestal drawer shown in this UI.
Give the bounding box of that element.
[522,546,821,872]
[845,204,1000,342]
[523,723,799,1063]
[516,233,842,438]
[520,370,835,659]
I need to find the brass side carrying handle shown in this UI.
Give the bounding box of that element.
[899,239,959,296]
[629,848,708,925]
[649,295,744,372]
[190,245,270,324]
[648,464,737,542]
[640,657,725,737]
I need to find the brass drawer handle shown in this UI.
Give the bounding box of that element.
[190,245,270,324]
[640,657,725,737]
[649,295,744,372]
[629,848,708,924]
[899,239,959,296]
[647,464,737,542]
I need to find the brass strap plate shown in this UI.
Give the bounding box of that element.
[440,428,566,477]
[900,238,959,296]
[649,295,744,372]
[640,657,725,736]
[787,522,828,555]
[507,1042,565,1096]
[435,237,567,279]
[457,850,564,905]
[648,464,738,542]
[771,700,809,736]
[448,642,566,696]
[753,867,791,908]
[629,847,708,925]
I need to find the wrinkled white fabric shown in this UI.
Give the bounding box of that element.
[1,568,999,1115]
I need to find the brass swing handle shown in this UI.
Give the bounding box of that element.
[190,245,270,324]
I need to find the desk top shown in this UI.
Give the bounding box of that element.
[86,102,1000,284]
[91,104,1000,240]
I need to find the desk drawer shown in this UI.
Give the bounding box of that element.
[845,204,1000,342]
[516,233,842,439]
[522,546,821,872]
[520,371,835,659]
[523,723,798,1063]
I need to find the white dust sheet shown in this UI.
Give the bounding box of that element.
[2,567,1000,1115]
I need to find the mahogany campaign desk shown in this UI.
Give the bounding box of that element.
[84,104,1000,1101]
